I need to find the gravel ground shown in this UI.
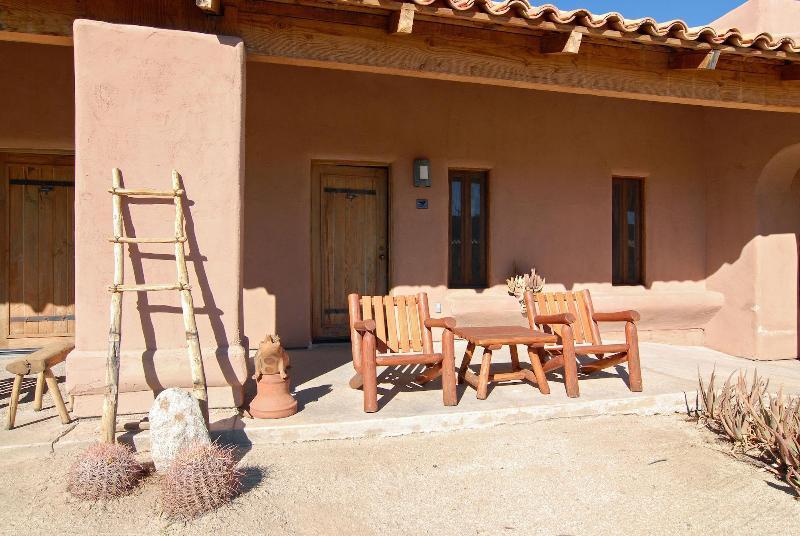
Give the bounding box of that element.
[0,414,798,535]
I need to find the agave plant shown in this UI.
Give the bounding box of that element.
[697,369,800,496]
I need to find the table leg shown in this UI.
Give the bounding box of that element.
[509,345,521,371]
[477,348,493,400]
[527,346,551,395]
[458,342,476,384]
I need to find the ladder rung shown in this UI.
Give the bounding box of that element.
[108,187,184,197]
[109,236,187,244]
[108,283,190,292]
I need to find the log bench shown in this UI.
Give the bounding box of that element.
[5,341,73,429]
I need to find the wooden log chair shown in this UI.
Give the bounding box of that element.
[348,292,458,412]
[523,290,643,398]
[5,341,74,429]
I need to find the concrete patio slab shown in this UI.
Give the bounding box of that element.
[220,340,800,444]
[1,341,799,451]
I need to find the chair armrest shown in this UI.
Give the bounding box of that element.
[534,312,575,325]
[592,310,641,323]
[353,319,377,333]
[424,317,457,330]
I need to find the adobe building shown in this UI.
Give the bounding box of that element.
[2,0,800,414]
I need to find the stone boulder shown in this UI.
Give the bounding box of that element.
[149,388,210,472]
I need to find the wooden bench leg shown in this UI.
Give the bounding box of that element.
[476,348,493,400]
[441,328,457,406]
[43,369,71,425]
[561,325,580,398]
[6,374,23,430]
[34,371,46,412]
[625,321,643,392]
[458,342,476,384]
[509,345,521,371]
[348,372,364,390]
[361,332,378,413]
[527,346,551,395]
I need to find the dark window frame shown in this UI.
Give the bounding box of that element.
[448,169,488,289]
[612,176,645,286]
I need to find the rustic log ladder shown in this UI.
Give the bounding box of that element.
[100,168,208,443]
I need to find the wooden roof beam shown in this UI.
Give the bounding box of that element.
[540,30,582,55]
[782,64,800,81]
[669,50,721,70]
[389,3,415,35]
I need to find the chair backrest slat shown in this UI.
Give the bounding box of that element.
[384,296,400,352]
[395,296,411,352]
[406,296,423,352]
[351,293,435,355]
[372,296,388,350]
[529,289,602,345]
[564,291,585,343]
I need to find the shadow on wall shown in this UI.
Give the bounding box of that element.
[117,173,243,396]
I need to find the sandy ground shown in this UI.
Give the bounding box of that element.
[0,414,798,535]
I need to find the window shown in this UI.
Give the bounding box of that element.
[612,177,644,286]
[449,170,488,288]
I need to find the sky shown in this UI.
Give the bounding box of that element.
[545,1,747,26]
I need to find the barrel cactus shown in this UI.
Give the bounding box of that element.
[67,442,144,500]
[160,442,242,519]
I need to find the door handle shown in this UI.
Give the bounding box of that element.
[379,254,386,260]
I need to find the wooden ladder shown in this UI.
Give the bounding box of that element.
[100,168,208,443]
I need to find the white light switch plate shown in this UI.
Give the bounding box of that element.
[435,303,442,314]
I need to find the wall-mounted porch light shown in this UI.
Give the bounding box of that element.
[413,158,431,187]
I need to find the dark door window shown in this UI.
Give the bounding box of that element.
[612,177,644,286]
[449,170,487,288]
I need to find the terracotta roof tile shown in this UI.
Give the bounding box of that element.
[410,0,800,54]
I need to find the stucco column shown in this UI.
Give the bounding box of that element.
[67,20,248,415]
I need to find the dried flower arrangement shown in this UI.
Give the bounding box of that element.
[506,267,545,314]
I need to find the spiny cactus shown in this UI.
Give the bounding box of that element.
[67,442,144,500]
[160,442,242,519]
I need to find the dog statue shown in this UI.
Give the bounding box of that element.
[254,334,290,380]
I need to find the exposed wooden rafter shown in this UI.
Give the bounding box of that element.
[2,0,800,112]
[540,30,582,55]
[389,3,415,35]
[669,50,721,70]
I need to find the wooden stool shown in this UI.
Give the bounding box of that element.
[5,342,74,430]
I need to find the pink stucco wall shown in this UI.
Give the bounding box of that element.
[4,23,800,419]
[67,20,248,414]
[0,41,73,151]
[242,63,710,349]
[242,63,800,360]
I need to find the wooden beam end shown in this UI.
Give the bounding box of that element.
[389,4,415,35]
[196,0,222,15]
[670,50,721,70]
[540,30,582,55]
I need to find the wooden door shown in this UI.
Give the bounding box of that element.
[312,164,388,340]
[1,154,75,340]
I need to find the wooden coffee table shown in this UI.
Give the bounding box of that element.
[453,326,558,400]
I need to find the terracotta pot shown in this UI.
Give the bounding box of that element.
[249,374,298,419]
